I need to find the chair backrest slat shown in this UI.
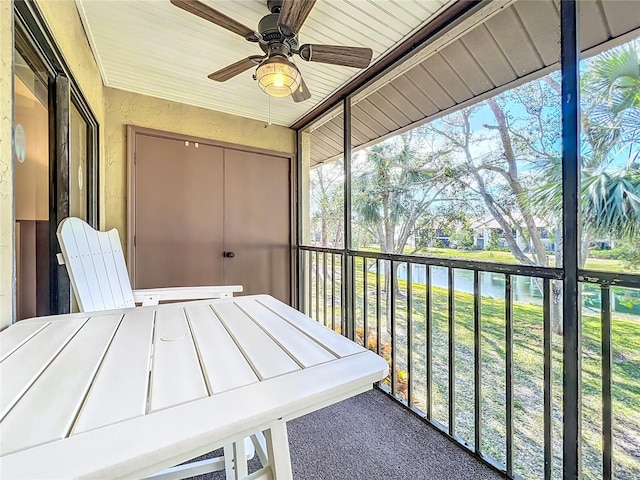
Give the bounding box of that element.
[57,218,97,312]
[82,221,119,310]
[105,228,135,308]
[57,218,135,312]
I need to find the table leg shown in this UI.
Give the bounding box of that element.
[223,438,253,480]
[224,444,235,480]
[264,422,292,479]
[234,440,249,477]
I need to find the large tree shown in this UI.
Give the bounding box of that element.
[309,160,344,247]
[424,41,640,333]
[352,128,460,256]
[534,42,640,265]
[420,85,565,328]
[573,42,640,243]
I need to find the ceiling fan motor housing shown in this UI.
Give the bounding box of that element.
[259,13,283,42]
[258,12,299,54]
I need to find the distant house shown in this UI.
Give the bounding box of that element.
[413,228,451,248]
[471,216,554,252]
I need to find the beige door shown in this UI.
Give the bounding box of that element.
[131,131,291,303]
[224,149,291,303]
[134,134,225,289]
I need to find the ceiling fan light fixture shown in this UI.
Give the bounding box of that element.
[256,56,301,98]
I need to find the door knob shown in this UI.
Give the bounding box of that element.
[224,251,236,258]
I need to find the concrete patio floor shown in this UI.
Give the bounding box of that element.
[195,388,504,480]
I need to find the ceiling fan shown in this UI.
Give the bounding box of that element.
[170,0,374,102]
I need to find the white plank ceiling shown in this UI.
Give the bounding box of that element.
[75,0,454,126]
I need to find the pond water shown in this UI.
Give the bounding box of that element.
[392,263,639,315]
[395,264,543,303]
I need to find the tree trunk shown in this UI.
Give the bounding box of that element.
[580,232,591,269]
[549,229,589,335]
[552,280,563,334]
[334,221,343,248]
[553,225,563,334]
[486,98,549,267]
[321,218,327,246]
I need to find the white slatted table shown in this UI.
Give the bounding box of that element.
[0,295,388,479]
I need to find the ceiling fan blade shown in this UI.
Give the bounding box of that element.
[298,44,373,69]
[292,76,311,103]
[278,0,317,37]
[171,0,259,41]
[208,57,259,82]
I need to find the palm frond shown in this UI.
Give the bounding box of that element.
[582,170,640,240]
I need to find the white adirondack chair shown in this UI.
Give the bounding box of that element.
[56,217,242,312]
[56,217,262,479]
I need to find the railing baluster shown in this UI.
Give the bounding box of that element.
[474,271,482,453]
[543,278,553,480]
[323,252,328,327]
[391,260,397,397]
[340,253,347,335]
[363,257,369,349]
[351,255,356,341]
[301,249,307,315]
[331,253,336,331]
[505,274,514,477]
[315,250,320,322]
[601,285,612,480]
[407,262,413,407]
[448,267,455,435]
[426,265,432,421]
[376,259,382,356]
[308,250,313,317]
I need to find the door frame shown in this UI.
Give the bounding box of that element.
[14,0,100,317]
[126,125,297,304]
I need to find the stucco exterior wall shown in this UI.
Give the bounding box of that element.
[0,1,15,330]
[0,0,295,325]
[103,87,296,244]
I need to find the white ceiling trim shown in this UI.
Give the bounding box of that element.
[74,0,109,87]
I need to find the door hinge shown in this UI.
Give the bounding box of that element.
[133,235,136,247]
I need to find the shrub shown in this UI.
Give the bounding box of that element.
[589,247,626,260]
[589,245,640,267]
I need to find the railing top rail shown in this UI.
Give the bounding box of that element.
[579,270,640,289]
[299,245,344,255]
[299,245,564,280]
[299,247,640,287]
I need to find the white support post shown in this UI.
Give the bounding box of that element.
[234,440,249,478]
[263,422,292,479]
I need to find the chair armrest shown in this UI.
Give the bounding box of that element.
[132,285,243,306]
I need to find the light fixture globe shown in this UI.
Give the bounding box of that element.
[256,56,301,98]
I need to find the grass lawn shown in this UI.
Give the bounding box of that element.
[308,259,640,480]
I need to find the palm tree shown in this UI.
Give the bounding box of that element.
[529,41,640,333]
[580,42,640,242]
[535,42,640,245]
[352,132,449,256]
